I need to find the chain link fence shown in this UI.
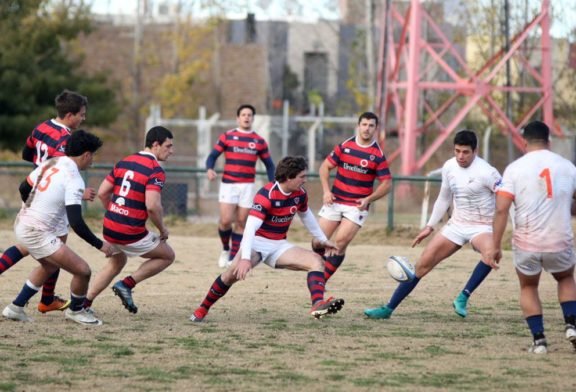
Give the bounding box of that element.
[0,162,442,230]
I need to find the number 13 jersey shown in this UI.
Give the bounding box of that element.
[18,156,84,231]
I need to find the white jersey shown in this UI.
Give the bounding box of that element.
[17,156,85,232]
[428,156,502,227]
[498,149,576,252]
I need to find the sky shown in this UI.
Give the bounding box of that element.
[86,0,340,22]
[85,0,574,38]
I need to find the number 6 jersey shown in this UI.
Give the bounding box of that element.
[497,149,576,252]
[102,151,165,244]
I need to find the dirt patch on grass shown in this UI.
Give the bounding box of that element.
[0,228,572,391]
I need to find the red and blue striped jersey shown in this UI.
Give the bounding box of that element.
[250,182,308,240]
[327,136,391,206]
[210,129,271,183]
[102,151,165,244]
[25,120,71,166]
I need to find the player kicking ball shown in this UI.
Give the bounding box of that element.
[189,156,344,322]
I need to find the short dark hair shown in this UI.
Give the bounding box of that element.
[145,126,173,148]
[55,90,88,118]
[358,112,379,125]
[275,156,308,182]
[237,104,256,117]
[65,130,103,157]
[454,129,477,150]
[522,121,549,142]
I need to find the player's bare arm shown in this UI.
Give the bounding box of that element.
[357,178,392,211]
[206,168,217,181]
[146,190,169,240]
[82,187,96,201]
[319,159,336,205]
[414,176,451,248]
[411,226,434,248]
[321,239,339,257]
[234,258,253,280]
[489,194,512,268]
[97,179,114,209]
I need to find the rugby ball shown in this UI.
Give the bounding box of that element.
[386,256,416,282]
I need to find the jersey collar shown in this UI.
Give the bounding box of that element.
[51,118,71,132]
[139,150,158,161]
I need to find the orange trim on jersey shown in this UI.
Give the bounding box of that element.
[496,190,515,200]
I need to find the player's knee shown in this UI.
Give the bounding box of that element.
[309,253,324,271]
[414,261,431,278]
[333,236,352,253]
[219,217,233,228]
[311,239,325,256]
[76,264,92,280]
[335,242,349,255]
[221,269,238,285]
[161,247,176,267]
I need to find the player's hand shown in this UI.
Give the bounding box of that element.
[322,191,335,205]
[485,249,501,270]
[234,258,252,280]
[159,227,169,241]
[99,241,114,257]
[356,198,370,211]
[82,187,96,201]
[321,240,339,258]
[207,169,217,181]
[411,226,433,248]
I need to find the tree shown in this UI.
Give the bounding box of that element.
[152,7,216,119]
[0,0,119,150]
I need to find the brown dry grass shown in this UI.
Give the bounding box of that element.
[0,222,573,391]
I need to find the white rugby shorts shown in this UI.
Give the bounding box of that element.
[513,247,576,276]
[250,236,295,268]
[318,202,369,227]
[53,215,69,237]
[441,222,492,247]
[14,222,63,260]
[110,231,162,258]
[218,182,254,209]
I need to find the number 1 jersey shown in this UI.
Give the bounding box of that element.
[498,149,576,252]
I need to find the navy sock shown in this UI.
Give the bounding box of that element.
[526,315,545,340]
[560,300,576,325]
[13,280,40,307]
[218,228,232,251]
[387,277,421,310]
[40,269,60,305]
[200,275,230,311]
[462,261,492,297]
[69,292,86,312]
[229,232,243,260]
[0,246,24,275]
[324,254,345,282]
[307,271,326,305]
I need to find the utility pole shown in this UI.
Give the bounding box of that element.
[502,0,513,163]
[365,0,375,109]
[132,0,144,149]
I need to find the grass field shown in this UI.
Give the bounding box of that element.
[0,222,574,392]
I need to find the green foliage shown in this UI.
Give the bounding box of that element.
[0,0,119,150]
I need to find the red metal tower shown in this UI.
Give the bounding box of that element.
[376,0,560,175]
